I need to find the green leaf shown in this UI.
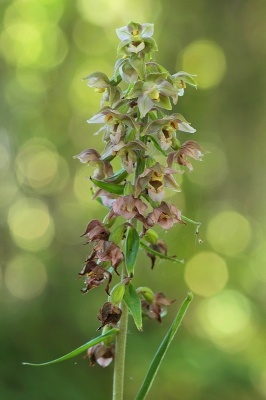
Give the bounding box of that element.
[140,241,184,264]
[125,226,140,276]
[123,283,142,331]
[22,328,119,367]
[134,293,193,400]
[90,177,124,195]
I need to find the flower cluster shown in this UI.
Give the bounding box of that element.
[75,21,206,367]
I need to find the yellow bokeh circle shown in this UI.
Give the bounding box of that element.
[196,290,253,352]
[180,40,227,89]
[8,197,54,251]
[15,139,69,194]
[5,254,47,299]
[184,251,228,297]
[207,211,251,256]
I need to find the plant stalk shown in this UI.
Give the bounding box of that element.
[112,263,129,400]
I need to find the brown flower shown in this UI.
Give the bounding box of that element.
[78,261,112,295]
[97,302,122,330]
[141,292,175,323]
[146,201,185,230]
[167,140,206,172]
[106,194,148,222]
[80,220,110,243]
[89,240,124,275]
[86,343,115,367]
[146,239,168,269]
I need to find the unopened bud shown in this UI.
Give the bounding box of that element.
[109,282,125,305]
[136,287,155,303]
[144,229,158,245]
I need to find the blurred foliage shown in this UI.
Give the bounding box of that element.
[1,0,266,399]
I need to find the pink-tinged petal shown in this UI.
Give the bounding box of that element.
[128,41,145,53]
[134,198,148,215]
[97,357,113,368]
[157,217,174,229]
[148,186,165,203]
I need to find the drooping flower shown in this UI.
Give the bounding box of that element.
[170,71,197,96]
[101,140,148,174]
[82,71,121,107]
[137,289,176,323]
[88,240,124,275]
[145,201,185,230]
[141,113,196,150]
[78,261,112,295]
[167,140,206,172]
[135,162,182,203]
[80,220,110,243]
[146,239,168,269]
[106,194,148,222]
[87,107,139,145]
[74,148,114,180]
[86,343,116,367]
[97,302,122,330]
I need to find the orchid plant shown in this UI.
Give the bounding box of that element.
[23,22,206,400]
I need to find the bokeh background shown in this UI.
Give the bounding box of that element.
[1,0,266,399]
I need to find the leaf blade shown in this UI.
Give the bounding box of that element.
[125,226,140,276]
[123,283,142,331]
[22,328,119,367]
[134,293,193,400]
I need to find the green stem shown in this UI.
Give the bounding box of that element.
[112,263,129,400]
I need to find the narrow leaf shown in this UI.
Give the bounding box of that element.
[90,177,124,195]
[140,241,184,264]
[23,328,119,367]
[134,292,193,400]
[123,283,142,331]
[125,226,140,276]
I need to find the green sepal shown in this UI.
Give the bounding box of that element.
[129,57,146,80]
[135,156,146,177]
[136,286,155,303]
[143,229,158,245]
[109,223,127,245]
[123,282,143,331]
[145,156,156,168]
[90,177,124,195]
[140,241,184,264]
[125,128,136,144]
[125,226,140,276]
[124,181,135,195]
[157,95,172,110]
[22,328,119,367]
[109,282,126,305]
[147,135,168,157]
